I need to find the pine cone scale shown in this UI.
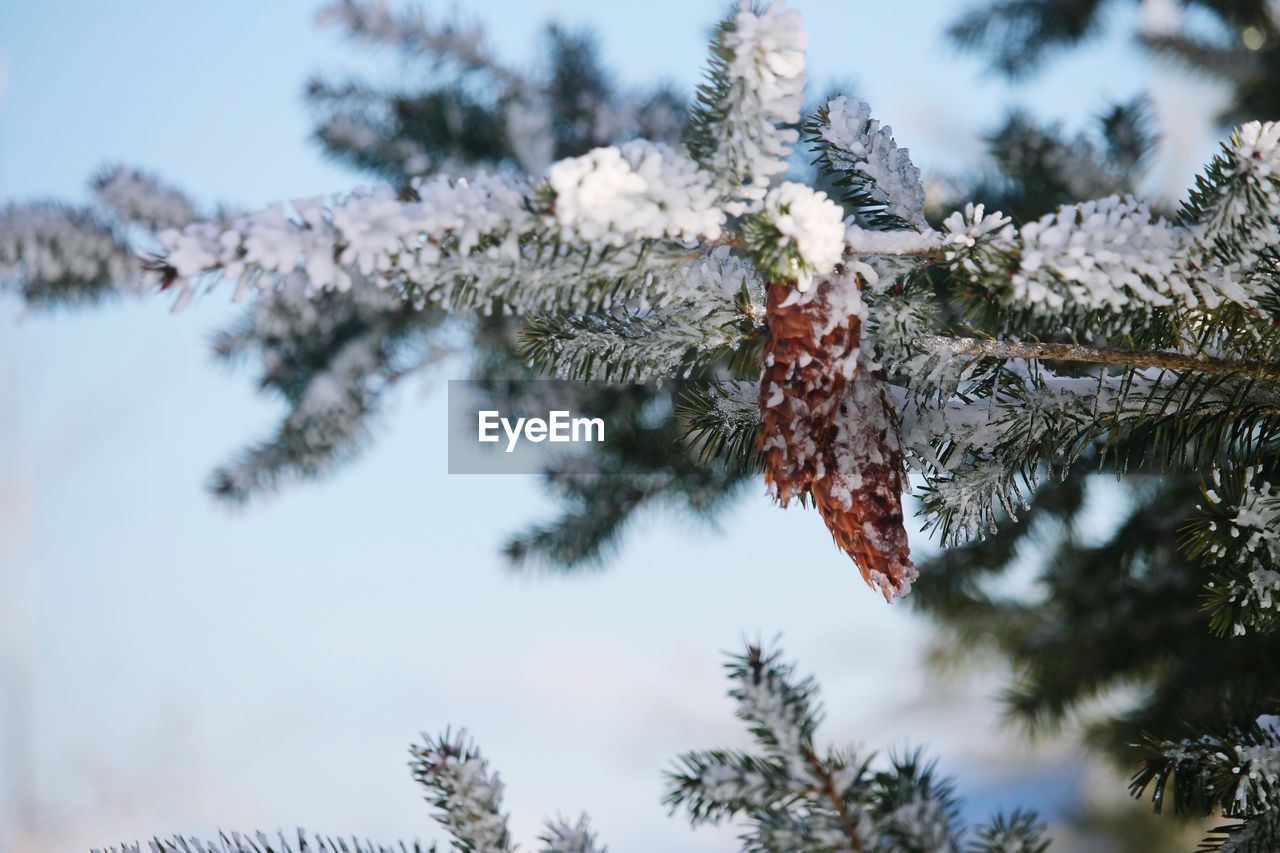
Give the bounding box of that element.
[758,276,860,506]
[758,272,915,600]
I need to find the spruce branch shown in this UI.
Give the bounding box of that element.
[928,334,1280,385]
[516,247,763,382]
[1,200,145,307]
[947,0,1108,78]
[685,1,807,208]
[410,729,513,852]
[800,746,866,852]
[1131,715,1280,822]
[103,643,1039,852]
[665,642,1044,851]
[1198,810,1280,853]
[317,0,510,83]
[24,10,1280,846]
[1185,466,1280,637]
[93,833,431,853]
[537,814,605,853]
[808,96,927,231]
[679,380,762,470]
[967,810,1050,853]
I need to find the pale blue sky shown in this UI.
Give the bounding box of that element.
[0,2,1217,850]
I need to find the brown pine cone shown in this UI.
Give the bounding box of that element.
[813,374,917,600]
[757,272,862,506]
[757,269,915,600]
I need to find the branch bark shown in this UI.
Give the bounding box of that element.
[932,335,1280,384]
[803,747,865,853]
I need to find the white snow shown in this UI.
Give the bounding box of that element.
[761,182,845,291]
[547,141,724,246]
[941,195,1262,314]
[844,223,941,257]
[0,202,135,292]
[820,96,927,230]
[707,0,807,206]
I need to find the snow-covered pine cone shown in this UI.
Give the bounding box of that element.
[758,273,861,505]
[814,374,917,600]
[757,268,915,599]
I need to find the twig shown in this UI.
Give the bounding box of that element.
[932,335,1280,383]
[803,748,865,852]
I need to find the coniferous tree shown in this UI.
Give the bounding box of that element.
[5,2,1280,849]
[900,0,1280,778]
[93,642,1050,853]
[949,0,1280,123]
[133,3,1280,842]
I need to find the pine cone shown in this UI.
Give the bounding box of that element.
[813,374,916,600]
[758,270,916,599]
[757,273,861,505]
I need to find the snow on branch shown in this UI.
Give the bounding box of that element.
[937,123,1280,322]
[903,366,1222,546]
[666,641,1048,851]
[207,277,435,502]
[410,729,513,852]
[518,248,763,382]
[940,196,1257,318]
[968,811,1051,853]
[545,141,723,246]
[0,201,136,306]
[537,815,605,853]
[1134,714,1280,819]
[153,177,526,296]
[931,335,1280,384]
[727,642,823,767]
[310,9,685,181]
[681,379,763,469]
[99,642,1048,852]
[740,182,845,290]
[150,140,726,314]
[813,96,927,230]
[1187,120,1280,266]
[843,224,940,258]
[1189,467,1280,637]
[686,0,807,208]
[313,104,436,180]
[92,165,199,232]
[1,164,204,308]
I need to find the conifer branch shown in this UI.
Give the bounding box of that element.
[802,746,866,852]
[931,334,1280,384]
[104,642,1039,852]
[18,8,1280,847]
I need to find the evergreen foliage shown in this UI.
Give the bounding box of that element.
[665,643,1052,851]
[95,643,1047,853]
[949,0,1280,123]
[5,1,1280,848]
